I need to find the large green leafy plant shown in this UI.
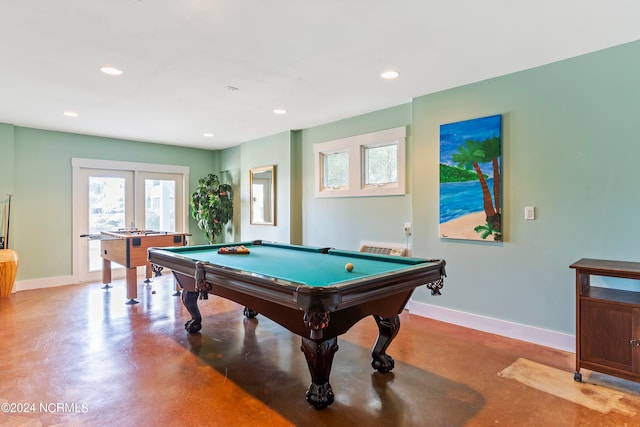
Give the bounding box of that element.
[190,174,233,243]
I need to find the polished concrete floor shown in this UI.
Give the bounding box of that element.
[1,274,639,427]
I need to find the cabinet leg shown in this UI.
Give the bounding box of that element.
[574,371,582,382]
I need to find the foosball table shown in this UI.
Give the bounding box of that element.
[83,229,190,304]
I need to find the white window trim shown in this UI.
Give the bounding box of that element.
[314,126,406,198]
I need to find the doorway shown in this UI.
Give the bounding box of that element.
[72,158,189,283]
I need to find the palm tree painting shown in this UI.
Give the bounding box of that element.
[439,115,502,241]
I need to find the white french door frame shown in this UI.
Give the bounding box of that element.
[71,158,190,284]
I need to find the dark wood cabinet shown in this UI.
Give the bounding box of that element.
[571,258,640,383]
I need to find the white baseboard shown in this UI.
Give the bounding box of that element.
[407,300,575,353]
[14,275,79,292]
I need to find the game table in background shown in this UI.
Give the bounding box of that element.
[148,240,446,409]
[89,230,190,304]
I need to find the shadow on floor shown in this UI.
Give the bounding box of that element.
[174,308,485,427]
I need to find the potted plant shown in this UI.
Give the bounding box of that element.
[190,174,233,244]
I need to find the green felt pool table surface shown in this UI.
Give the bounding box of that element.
[159,241,431,288]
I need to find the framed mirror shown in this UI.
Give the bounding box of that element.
[250,165,276,225]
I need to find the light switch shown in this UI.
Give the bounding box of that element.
[524,206,535,220]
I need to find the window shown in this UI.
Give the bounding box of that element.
[322,151,349,189]
[314,127,405,197]
[364,143,398,186]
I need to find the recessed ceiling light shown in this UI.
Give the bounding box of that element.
[203,133,214,137]
[100,66,123,76]
[63,111,79,117]
[380,70,400,79]
[273,109,287,115]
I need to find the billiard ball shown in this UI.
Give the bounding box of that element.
[345,263,354,272]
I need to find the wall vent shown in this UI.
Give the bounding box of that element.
[359,241,409,257]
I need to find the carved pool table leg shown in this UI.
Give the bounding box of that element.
[151,263,164,277]
[172,279,181,296]
[181,290,202,333]
[371,314,400,373]
[243,307,258,318]
[300,337,339,409]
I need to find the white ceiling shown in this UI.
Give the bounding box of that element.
[1,1,639,150]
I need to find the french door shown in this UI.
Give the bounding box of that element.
[72,159,189,283]
[83,169,134,275]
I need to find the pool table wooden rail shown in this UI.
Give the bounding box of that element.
[148,244,445,337]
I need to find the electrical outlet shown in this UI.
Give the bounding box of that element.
[404,222,412,235]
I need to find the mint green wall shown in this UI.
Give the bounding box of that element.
[9,126,217,280]
[300,104,413,251]
[219,132,304,245]
[219,145,242,242]
[240,131,294,243]
[0,123,15,195]
[410,40,640,335]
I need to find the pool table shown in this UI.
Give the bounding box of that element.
[147,240,446,409]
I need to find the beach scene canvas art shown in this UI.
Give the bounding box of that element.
[439,115,502,241]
